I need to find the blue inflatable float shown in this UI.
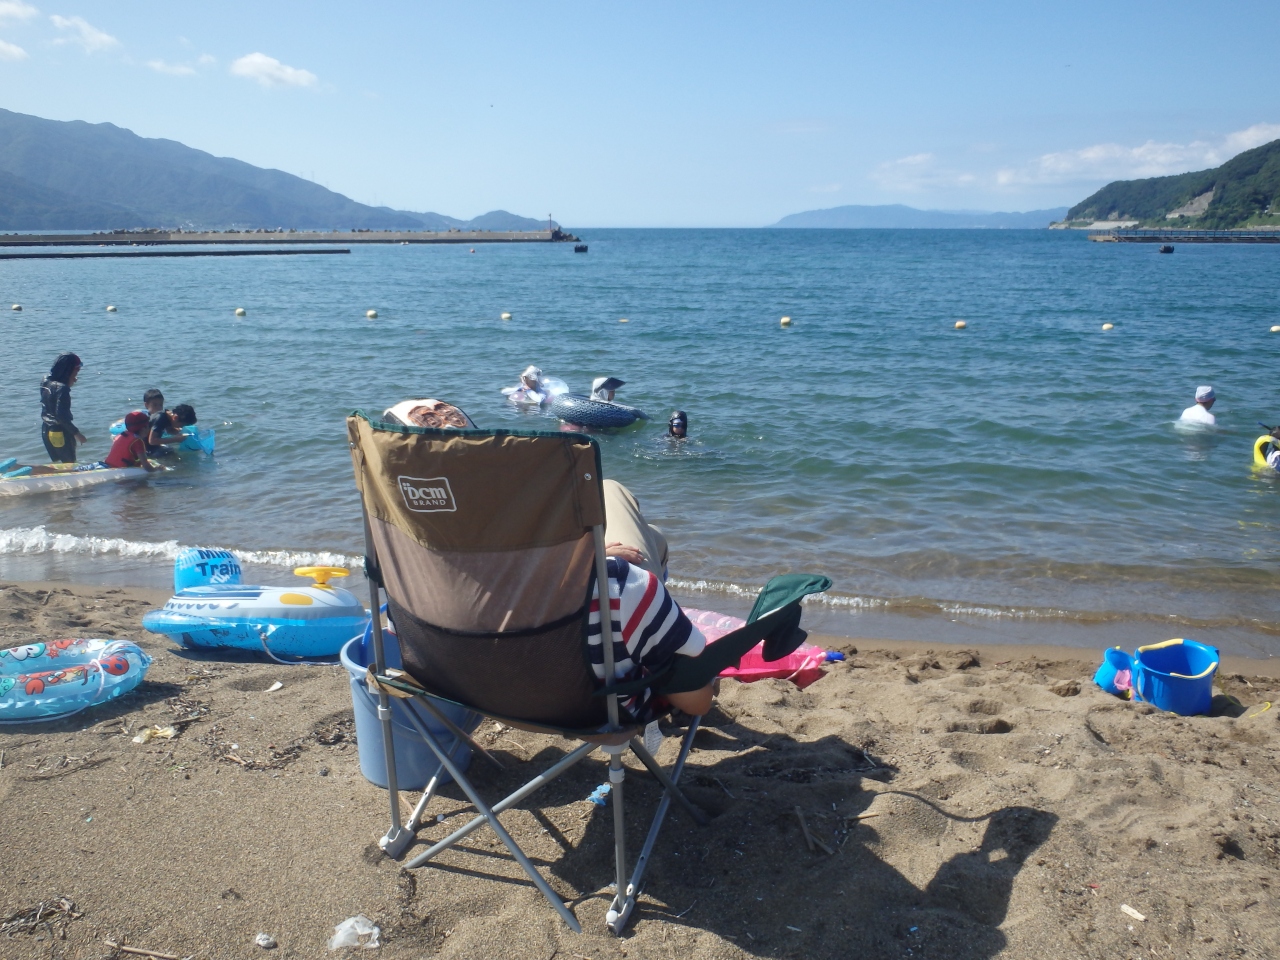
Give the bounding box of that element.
[143,551,367,659]
[0,637,151,722]
[551,394,647,429]
[110,416,215,454]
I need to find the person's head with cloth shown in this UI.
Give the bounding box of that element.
[1179,384,1217,426]
[39,352,86,463]
[48,352,81,386]
[668,410,688,438]
[520,365,543,391]
[591,376,625,402]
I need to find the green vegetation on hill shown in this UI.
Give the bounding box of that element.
[1066,139,1280,228]
[0,107,555,231]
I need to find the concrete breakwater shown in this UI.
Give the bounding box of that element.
[1089,228,1280,243]
[0,228,578,247]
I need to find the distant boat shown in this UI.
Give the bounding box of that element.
[1159,245,1174,254]
[574,244,588,253]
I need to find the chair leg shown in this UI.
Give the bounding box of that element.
[604,745,630,934]
[611,716,704,935]
[628,735,710,826]
[405,740,597,868]
[399,705,583,932]
[409,694,505,771]
[406,732,457,833]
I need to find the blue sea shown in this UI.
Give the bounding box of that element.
[2,230,1279,655]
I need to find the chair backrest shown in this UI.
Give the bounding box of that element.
[347,412,610,728]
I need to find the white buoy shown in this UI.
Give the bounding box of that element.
[1271,325,1280,333]
[780,316,792,327]
[234,307,246,317]
[366,309,378,319]
[1101,322,1114,331]
[11,304,21,311]
[954,320,966,330]
[619,317,629,323]
[500,312,512,320]
[106,305,117,312]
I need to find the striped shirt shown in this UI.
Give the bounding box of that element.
[588,557,705,721]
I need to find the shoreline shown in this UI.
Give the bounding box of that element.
[5,578,1279,678]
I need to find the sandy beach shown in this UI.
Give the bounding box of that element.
[1,579,1278,960]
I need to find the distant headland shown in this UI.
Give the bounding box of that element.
[1054,138,1280,231]
[0,107,556,233]
[769,204,1069,229]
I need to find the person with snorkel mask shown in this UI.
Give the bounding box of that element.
[667,410,688,439]
[40,352,88,463]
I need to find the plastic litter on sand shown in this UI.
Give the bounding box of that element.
[328,915,381,950]
[587,783,612,806]
[1120,904,1146,922]
[254,932,278,949]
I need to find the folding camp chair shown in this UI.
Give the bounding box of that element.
[347,411,829,934]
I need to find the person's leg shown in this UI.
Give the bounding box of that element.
[602,479,669,580]
[42,428,74,463]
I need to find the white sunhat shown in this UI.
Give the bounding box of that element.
[1195,385,1215,402]
[521,365,543,381]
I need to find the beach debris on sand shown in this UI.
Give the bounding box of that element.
[1120,903,1147,922]
[103,942,191,960]
[1,896,81,938]
[254,931,278,949]
[328,914,381,950]
[132,724,178,744]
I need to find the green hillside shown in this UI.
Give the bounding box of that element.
[1066,139,1280,228]
[0,108,556,231]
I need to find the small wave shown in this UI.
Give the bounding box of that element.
[667,574,1280,633]
[0,526,360,571]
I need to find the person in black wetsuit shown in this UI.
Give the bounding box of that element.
[40,352,87,463]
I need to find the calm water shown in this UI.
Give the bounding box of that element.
[2,230,1279,654]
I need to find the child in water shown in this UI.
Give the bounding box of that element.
[105,412,158,471]
[40,352,88,463]
[141,389,198,454]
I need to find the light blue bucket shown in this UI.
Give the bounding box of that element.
[340,634,480,790]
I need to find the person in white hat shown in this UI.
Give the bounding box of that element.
[1179,385,1216,426]
[591,376,625,402]
[501,365,547,405]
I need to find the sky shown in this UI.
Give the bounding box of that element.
[1,1,1278,226]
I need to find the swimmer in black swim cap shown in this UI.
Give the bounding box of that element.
[668,410,688,438]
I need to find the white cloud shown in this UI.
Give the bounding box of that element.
[197,53,215,66]
[147,58,194,76]
[0,36,26,59]
[229,51,316,88]
[871,152,977,191]
[0,1,38,22]
[1001,122,1280,187]
[50,14,118,53]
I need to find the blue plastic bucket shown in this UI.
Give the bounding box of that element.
[1134,639,1218,716]
[1093,647,1134,696]
[340,635,480,789]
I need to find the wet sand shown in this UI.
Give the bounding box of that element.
[1,580,1277,959]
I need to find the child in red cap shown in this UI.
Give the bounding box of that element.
[104,411,157,470]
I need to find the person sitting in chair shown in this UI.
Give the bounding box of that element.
[593,479,715,721]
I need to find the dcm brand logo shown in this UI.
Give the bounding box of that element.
[397,475,457,512]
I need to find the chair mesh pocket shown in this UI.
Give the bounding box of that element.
[389,599,607,729]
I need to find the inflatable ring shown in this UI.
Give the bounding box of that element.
[0,638,151,722]
[1254,435,1277,469]
[551,394,647,429]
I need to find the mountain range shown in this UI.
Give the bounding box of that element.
[769,204,1069,229]
[0,108,553,231]
[1065,139,1280,229]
